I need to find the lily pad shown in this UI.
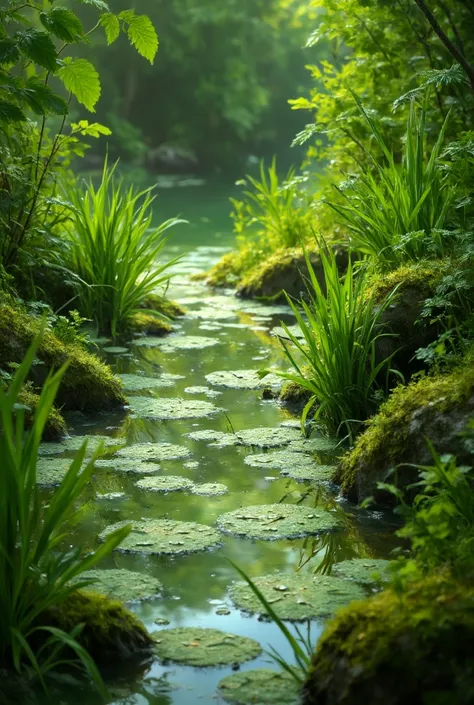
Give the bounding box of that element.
[36,458,72,486]
[217,669,301,705]
[332,558,391,586]
[99,518,222,556]
[103,346,129,354]
[272,324,305,341]
[244,451,336,482]
[38,435,126,457]
[288,437,337,453]
[75,568,162,603]
[118,373,182,392]
[116,443,191,462]
[229,572,365,621]
[153,627,261,667]
[128,397,221,420]
[184,385,222,398]
[205,370,282,390]
[192,482,228,496]
[233,427,301,448]
[134,335,220,352]
[217,504,342,541]
[190,307,237,321]
[187,429,240,447]
[135,475,195,493]
[93,459,160,475]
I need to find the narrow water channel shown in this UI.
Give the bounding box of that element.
[38,181,398,705]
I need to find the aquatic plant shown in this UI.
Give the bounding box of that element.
[278,246,397,441]
[63,159,185,338]
[329,100,457,269]
[0,334,130,693]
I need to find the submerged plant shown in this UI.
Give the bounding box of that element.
[278,247,397,441]
[0,333,130,693]
[63,159,184,338]
[330,99,457,269]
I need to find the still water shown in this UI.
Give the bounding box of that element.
[38,178,398,705]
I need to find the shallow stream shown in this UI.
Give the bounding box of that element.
[37,181,398,705]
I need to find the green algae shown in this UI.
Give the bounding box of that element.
[288,437,337,453]
[229,572,365,621]
[244,450,336,482]
[184,385,223,398]
[38,434,126,457]
[217,669,301,705]
[93,458,160,475]
[75,568,163,603]
[135,475,195,493]
[217,504,342,541]
[205,370,282,390]
[118,373,182,392]
[134,335,220,351]
[153,627,262,667]
[195,426,301,449]
[192,482,228,496]
[332,559,391,586]
[128,396,221,420]
[36,458,72,486]
[99,518,222,556]
[116,442,191,462]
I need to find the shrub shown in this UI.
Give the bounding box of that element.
[63,159,184,338]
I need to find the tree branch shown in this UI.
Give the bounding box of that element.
[414,0,474,93]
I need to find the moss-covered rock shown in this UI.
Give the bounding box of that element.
[140,293,186,318]
[338,359,474,503]
[279,380,312,408]
[41,590,153,662]
[0,302,126,412]
[19,388,67,440]
[128,312,172,336]
[302,575,474,705]
[204,251,244,288]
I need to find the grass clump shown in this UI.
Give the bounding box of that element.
[0,334,132,695]
[277,247,396,441]
[63,159,185,338]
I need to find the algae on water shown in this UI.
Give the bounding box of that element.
[99,518,222,555]
[244,451,336,482]
[217,669,301,705]
[205,369,282,390]
[217,504,342,540]
[75,568,162,603]
[135,475,194,493]
[129,397,221,420]
[116,443,191,461]
[93,458,160,475]
[134,335,220,351]
[153,627,261,666]
[332,558,391,586]
[38,434,126,457]
[229,572,365,620]
[118,373,183,392]
[36,458,73,486]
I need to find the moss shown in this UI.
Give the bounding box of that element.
[302,574,474,705]
[366,260,447,305]
[19,388,67,440]
[279,380,312,406]
[204,251,244,287]
[140,293,185,318]
[41,590,153,662]
[128,312,172,336]
[338,356,474,501]
[0,302,126,412]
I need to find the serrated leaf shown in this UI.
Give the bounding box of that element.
[125,14,158,64]
[0,38,20,65]
[22,78,69,115]
[99,13,120,45]
[58,57,100,112]
[40,7,84,43]
[16,29,58,71]
[71,120,112,137]
[0,100,25,123]
[77,0,110,11]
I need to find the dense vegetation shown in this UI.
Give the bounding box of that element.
[1,0,474,702]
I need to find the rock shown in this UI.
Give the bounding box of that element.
[338,357,474,503]
[146,144,198,173]
[302,575,474,705]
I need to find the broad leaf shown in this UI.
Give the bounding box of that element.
[71,120,112,137]
[121,12,158,64]
[22,78,69,115]
[0,100,25,123]
[76,0,110,10]
[0,38,20,65]
[58,57,101,112]
[99,13,120,45]
[16,29,58,72]
[40,7,84,43]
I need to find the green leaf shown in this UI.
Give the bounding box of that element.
[0,38,20,65]
[99,13,120,45]
[40,7,84,43]
[71,119,112,137]
[76,0,110,10]
[58,57,101,112]
[121,12,158,64]
[22,78,69,115]
[16,29,58,72]
[0,100,25,123]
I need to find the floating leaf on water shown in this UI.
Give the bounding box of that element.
[288,437,337,453]
[134,335,220,352]
[103,346,129,354]
[116,442,191,462]
[128,397,221,420]
[192,482,228,496]
[152,627,261,666]
[332,558,391,586]
[205,370,282,391]
[217,503,342,541]
[118,373,182,392]
[99,518,222,556]
[36,458,72,486]
[73,568,162,603]
[93,458,160,475]
[229,572,365,621]
[135,475,194,493]
[38,434,126,457]
[217,669,301,705]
